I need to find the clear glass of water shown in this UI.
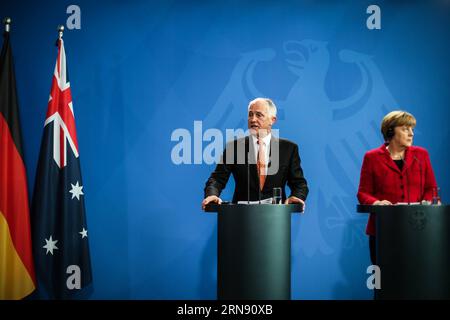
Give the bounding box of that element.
[432,187,441,205]
[272,187,282,204]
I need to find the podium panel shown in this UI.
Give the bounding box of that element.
[358,205,450,299]
[206,203,302,300]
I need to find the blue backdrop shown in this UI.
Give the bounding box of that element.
[1,0,449,299]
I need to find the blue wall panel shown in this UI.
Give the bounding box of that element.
[1,0,449,299]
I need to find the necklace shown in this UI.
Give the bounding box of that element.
[386,146,404,160]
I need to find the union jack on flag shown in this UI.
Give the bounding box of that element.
[45,38,78,168]
[31,38,92,299]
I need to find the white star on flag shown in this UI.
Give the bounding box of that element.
[69,181,84,200]
[43,236,59,255]
[79,228,88,239]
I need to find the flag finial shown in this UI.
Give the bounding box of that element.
[57,25,64,39]
[3,17,11,33]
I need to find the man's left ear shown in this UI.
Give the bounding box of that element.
[271,116,277,125]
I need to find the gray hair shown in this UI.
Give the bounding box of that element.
[248,98,277,118]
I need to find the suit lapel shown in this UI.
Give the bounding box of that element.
[263,136,279,190]
[379,144,401,173]
[402,147,414,173]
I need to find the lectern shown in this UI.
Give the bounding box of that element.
[206,203,303,300]
[357,204,450,299]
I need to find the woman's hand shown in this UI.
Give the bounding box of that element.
[373,200,392,205]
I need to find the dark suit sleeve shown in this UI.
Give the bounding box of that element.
[287,144,309,201]
[204,147,233,198]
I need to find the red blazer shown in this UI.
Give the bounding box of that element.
[357,144,438,236]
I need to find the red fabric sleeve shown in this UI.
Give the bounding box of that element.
[357,153,378,205]
[422,150,438,201]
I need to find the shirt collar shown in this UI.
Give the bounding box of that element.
[251,133,272,146]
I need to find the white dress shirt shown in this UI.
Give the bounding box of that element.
[251,133,271,175]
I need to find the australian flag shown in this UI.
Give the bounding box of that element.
[31,38,92,299]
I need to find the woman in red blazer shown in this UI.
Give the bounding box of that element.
[357,110,438,264]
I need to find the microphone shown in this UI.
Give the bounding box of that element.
[258,179,262,204]
[402,158,410,204]
[257,140,261,204]
[403,155,423,204]
[247,139,250,204]
[413,155,423,201]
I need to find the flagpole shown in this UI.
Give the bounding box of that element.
[57,24,64,39]
[3,17,11,33]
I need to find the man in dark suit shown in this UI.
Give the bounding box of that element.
[202,98,308,210]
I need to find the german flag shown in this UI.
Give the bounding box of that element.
[0,28,36,299]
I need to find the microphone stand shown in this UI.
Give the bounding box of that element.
[247,141,250,204]
[402,158,410,205]
[258,153,261,205]
[413,156,423,201]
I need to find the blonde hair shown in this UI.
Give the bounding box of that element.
[381,110,416,141]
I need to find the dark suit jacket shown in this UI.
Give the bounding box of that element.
[204,136,308,203]
[357,144,438,236]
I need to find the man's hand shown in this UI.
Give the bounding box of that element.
[421,200,442,205]
[202,195,222,210]
[284,196,305,213]
[373,200,392,205]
